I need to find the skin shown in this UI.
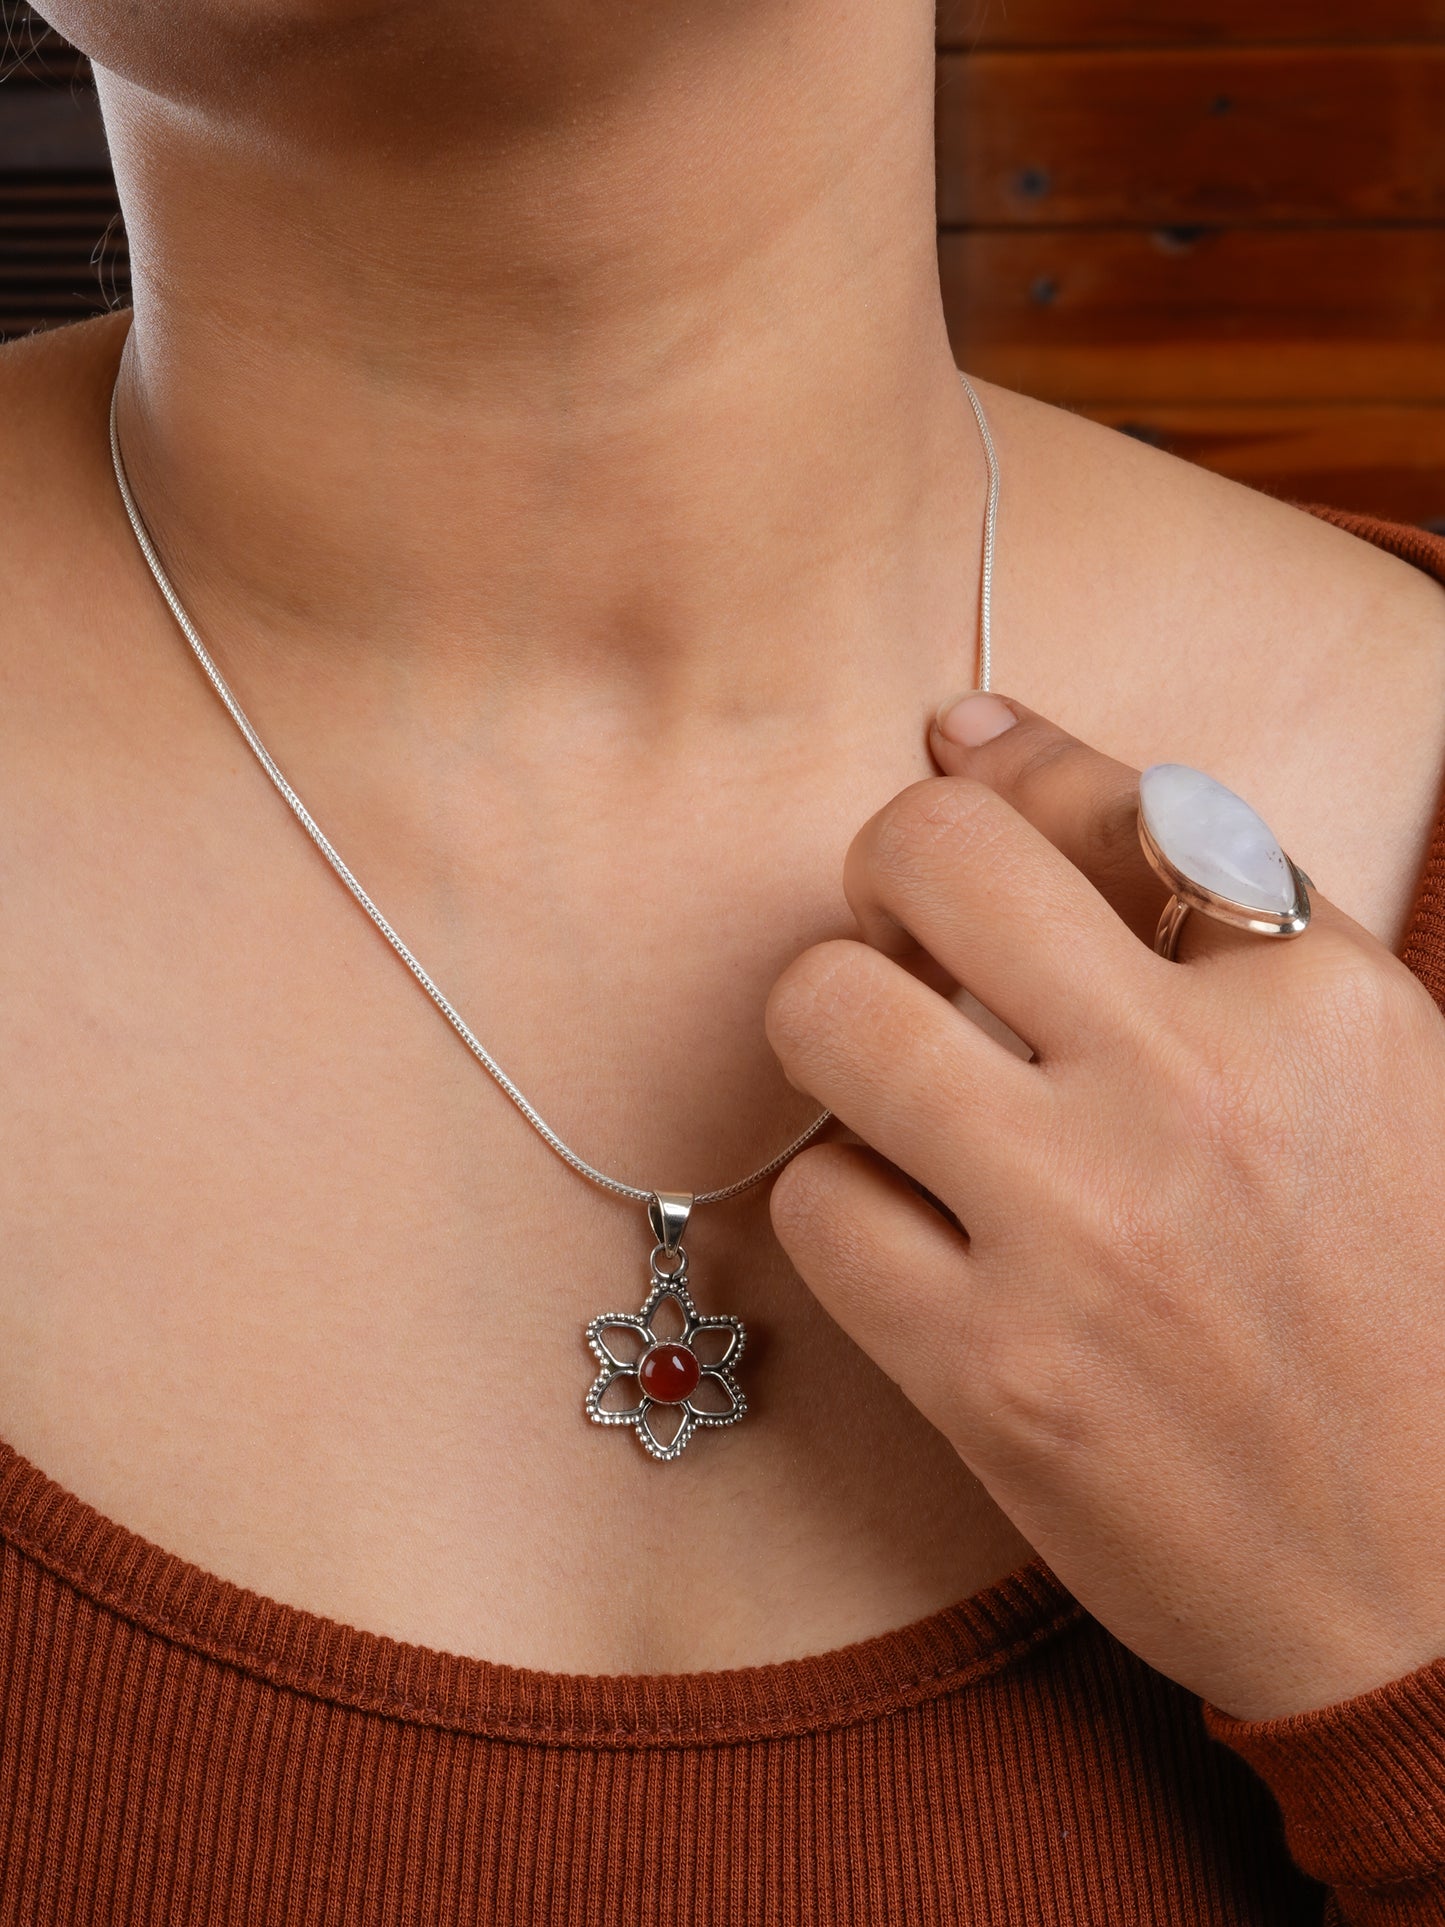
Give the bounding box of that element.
[0,0,1442,1706]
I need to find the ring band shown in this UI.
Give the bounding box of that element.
[1137,764,1312,962]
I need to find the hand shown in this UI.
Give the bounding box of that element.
[764,692,1445,1721]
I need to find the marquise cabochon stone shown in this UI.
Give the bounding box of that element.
[1139,763,1298,917]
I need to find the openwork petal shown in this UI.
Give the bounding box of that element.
[585,1366,646,1425]
[596,1372,645,1419]
[686,1370,746,1426]
[638,1400,697,1462]
[687,1315,745,1373]
[639,1279,698,1344]
[587,1313,650,1371]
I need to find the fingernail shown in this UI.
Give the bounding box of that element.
[935,692,1018,747]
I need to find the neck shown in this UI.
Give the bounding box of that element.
[94,0,980,730]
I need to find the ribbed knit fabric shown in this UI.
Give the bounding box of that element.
[1,511,1443,1926]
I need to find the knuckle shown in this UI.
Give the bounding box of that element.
[964,1314,1089,1463]
[868,776,1003,880]
[767,1143,845,1249]
[1078,789,1146,893]
[765,939,885,1056]
[1000,729,1085,806]
[1310,939,1421,1045]
[769,1148,908,1298]
[1154,1032,1282,1193]
[1053,1015,1259,1256]
[1004,735,1143,891]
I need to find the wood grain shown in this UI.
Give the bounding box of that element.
[938,0,1445,49]
[937,47,1445,226]
[939,228,1445,404]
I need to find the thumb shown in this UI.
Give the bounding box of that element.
[929,691,1024,761]
[926,690,1164,947]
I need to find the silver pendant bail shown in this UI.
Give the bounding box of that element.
[647,1190,694,1255]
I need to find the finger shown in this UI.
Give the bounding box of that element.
[768,1140,976,1436]
[929,691,1353,972]
[843,774,1159,1061]
[929,691,1168,947]
[765,936,1046,1228]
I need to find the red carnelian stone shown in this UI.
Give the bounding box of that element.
[638,1341,701,1405]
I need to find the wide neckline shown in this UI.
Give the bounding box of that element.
[0,1438,1080,1748]
[2,508,1441,1751]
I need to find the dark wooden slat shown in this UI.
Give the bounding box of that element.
[0,259,125,282]
[1076,402,1445,524]
[0,209,121,234]
[939,0,1445,49]
[0,188,119,213]
[0,242,127,265]
[939,228,1445,403]
[937,47,1445,226]
[0,87,108,170]
[0,177,117,201]
[0,222,123,247]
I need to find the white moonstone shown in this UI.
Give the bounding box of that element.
[1139,763,1298,915]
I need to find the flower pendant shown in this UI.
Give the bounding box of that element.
[584,1193,747,1462]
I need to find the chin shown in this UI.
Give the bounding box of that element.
[32,0,706,120]
[30,0,456,95]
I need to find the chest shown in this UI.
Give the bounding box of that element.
[0,537,1440,1673]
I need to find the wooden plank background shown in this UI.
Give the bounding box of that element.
[1,1,1443,520]
[937,0,1445,520]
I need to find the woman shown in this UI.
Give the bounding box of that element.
[1,0,1443,1919]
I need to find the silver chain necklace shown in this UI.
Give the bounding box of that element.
[107,362,1000,1462]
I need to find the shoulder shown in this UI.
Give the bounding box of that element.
[0,309,126,477]
[0,309,138,662]
[979,378,1445,660]
[0,312,132,639]
[0,313,167,855]
[970,379,1445,954]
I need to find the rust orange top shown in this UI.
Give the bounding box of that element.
[2,512,1443,1926]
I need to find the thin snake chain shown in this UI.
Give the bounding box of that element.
[106,364,999,1212]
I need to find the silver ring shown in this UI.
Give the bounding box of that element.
[1137,764,1312,962]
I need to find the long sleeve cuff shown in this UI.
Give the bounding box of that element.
[1204,1656,1445,1909]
